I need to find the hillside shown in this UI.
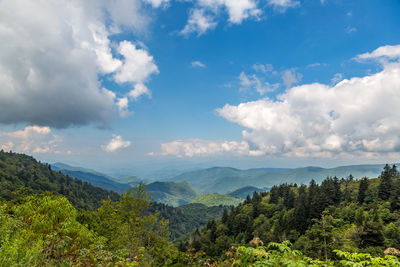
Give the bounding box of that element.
[169,164,392,194]
[52,163,134,194]
[228,186,267,199]
[0,151,119,210]
[190,193,243,207]
[182,164,400,262]
[0,152,224,241]
[146,181,198,206]
[148,202,225,240]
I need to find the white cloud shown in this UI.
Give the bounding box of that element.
[191,61,206,68]
[181,0,260,36]
[155,139,252,157]
[0,126,63,154]
[181,8,217,36]
[102,135,131,152]
[0,0,158,128]
[239,72,279,95]
[356,44,400,61]
[128,83,152,100]
[282,68,303,88]
[216,46,400,158]
[116,97,131,117]
[267,0,300,12]
[220,0,261,24]
[114,41,159,84]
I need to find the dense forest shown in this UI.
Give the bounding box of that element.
[0,151,224,240]
[181,164,400,265]
[0,150,120,209]
[1,150,400,265]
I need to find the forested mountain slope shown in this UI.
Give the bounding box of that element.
[0,151,119,210]
[0,151,223,240]
[182,164,400,262]
[146,181,198,206]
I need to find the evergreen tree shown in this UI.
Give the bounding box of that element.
[283,189,295,209]
[269,186,279,204]
[221,208,228,224]
[390,178,400,211]
[358,177,369,204]
[294,185,308,233]
[378,164,392,200]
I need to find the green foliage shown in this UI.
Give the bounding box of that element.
[231,241,400,266]
[185,164,400,265]
[232,241,327,266]
[0,194,111,266]
[228,186,266,199]
[146,181,198,207]
[0,151,119,210]
[0,185,181,266]
[190,193,243,207]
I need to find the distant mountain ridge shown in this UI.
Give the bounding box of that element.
[51,162,397,206]
[146,181,198,207]
[168,164,394,194]
[52,163,131,194]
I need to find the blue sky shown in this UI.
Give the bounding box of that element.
[1,0,400,175]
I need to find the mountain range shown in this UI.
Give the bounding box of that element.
[51,161,395,207]
[167,164,390,194]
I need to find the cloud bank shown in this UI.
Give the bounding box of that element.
[0,0,158,128]
[0,126,65,154]
[158,44,400,159]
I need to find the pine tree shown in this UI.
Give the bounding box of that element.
[358,177,369,204]
[378,164,392,200]
[221,208,228,224]
[269,186,279,204]
[390,178,400,211]
[294,185,308,233]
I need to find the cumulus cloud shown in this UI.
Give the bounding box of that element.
[267,0,300,12]
[102,135,131,152]
[216,46,400,158]
[181,0,260,36]
[282,68,303,88]
[128,83,152,100]
[0,126,63,154]
[0,0,158,128]
[356,44,400,62]
[191,61,206,68]
[239,72,279,95]
[154,139,253,157]
[181,8,217,36]
[114,41,159,84]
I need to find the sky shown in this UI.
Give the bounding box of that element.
[0,0,400,175]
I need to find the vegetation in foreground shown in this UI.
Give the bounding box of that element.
[1,150,400,266]
[181,164,400,266]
